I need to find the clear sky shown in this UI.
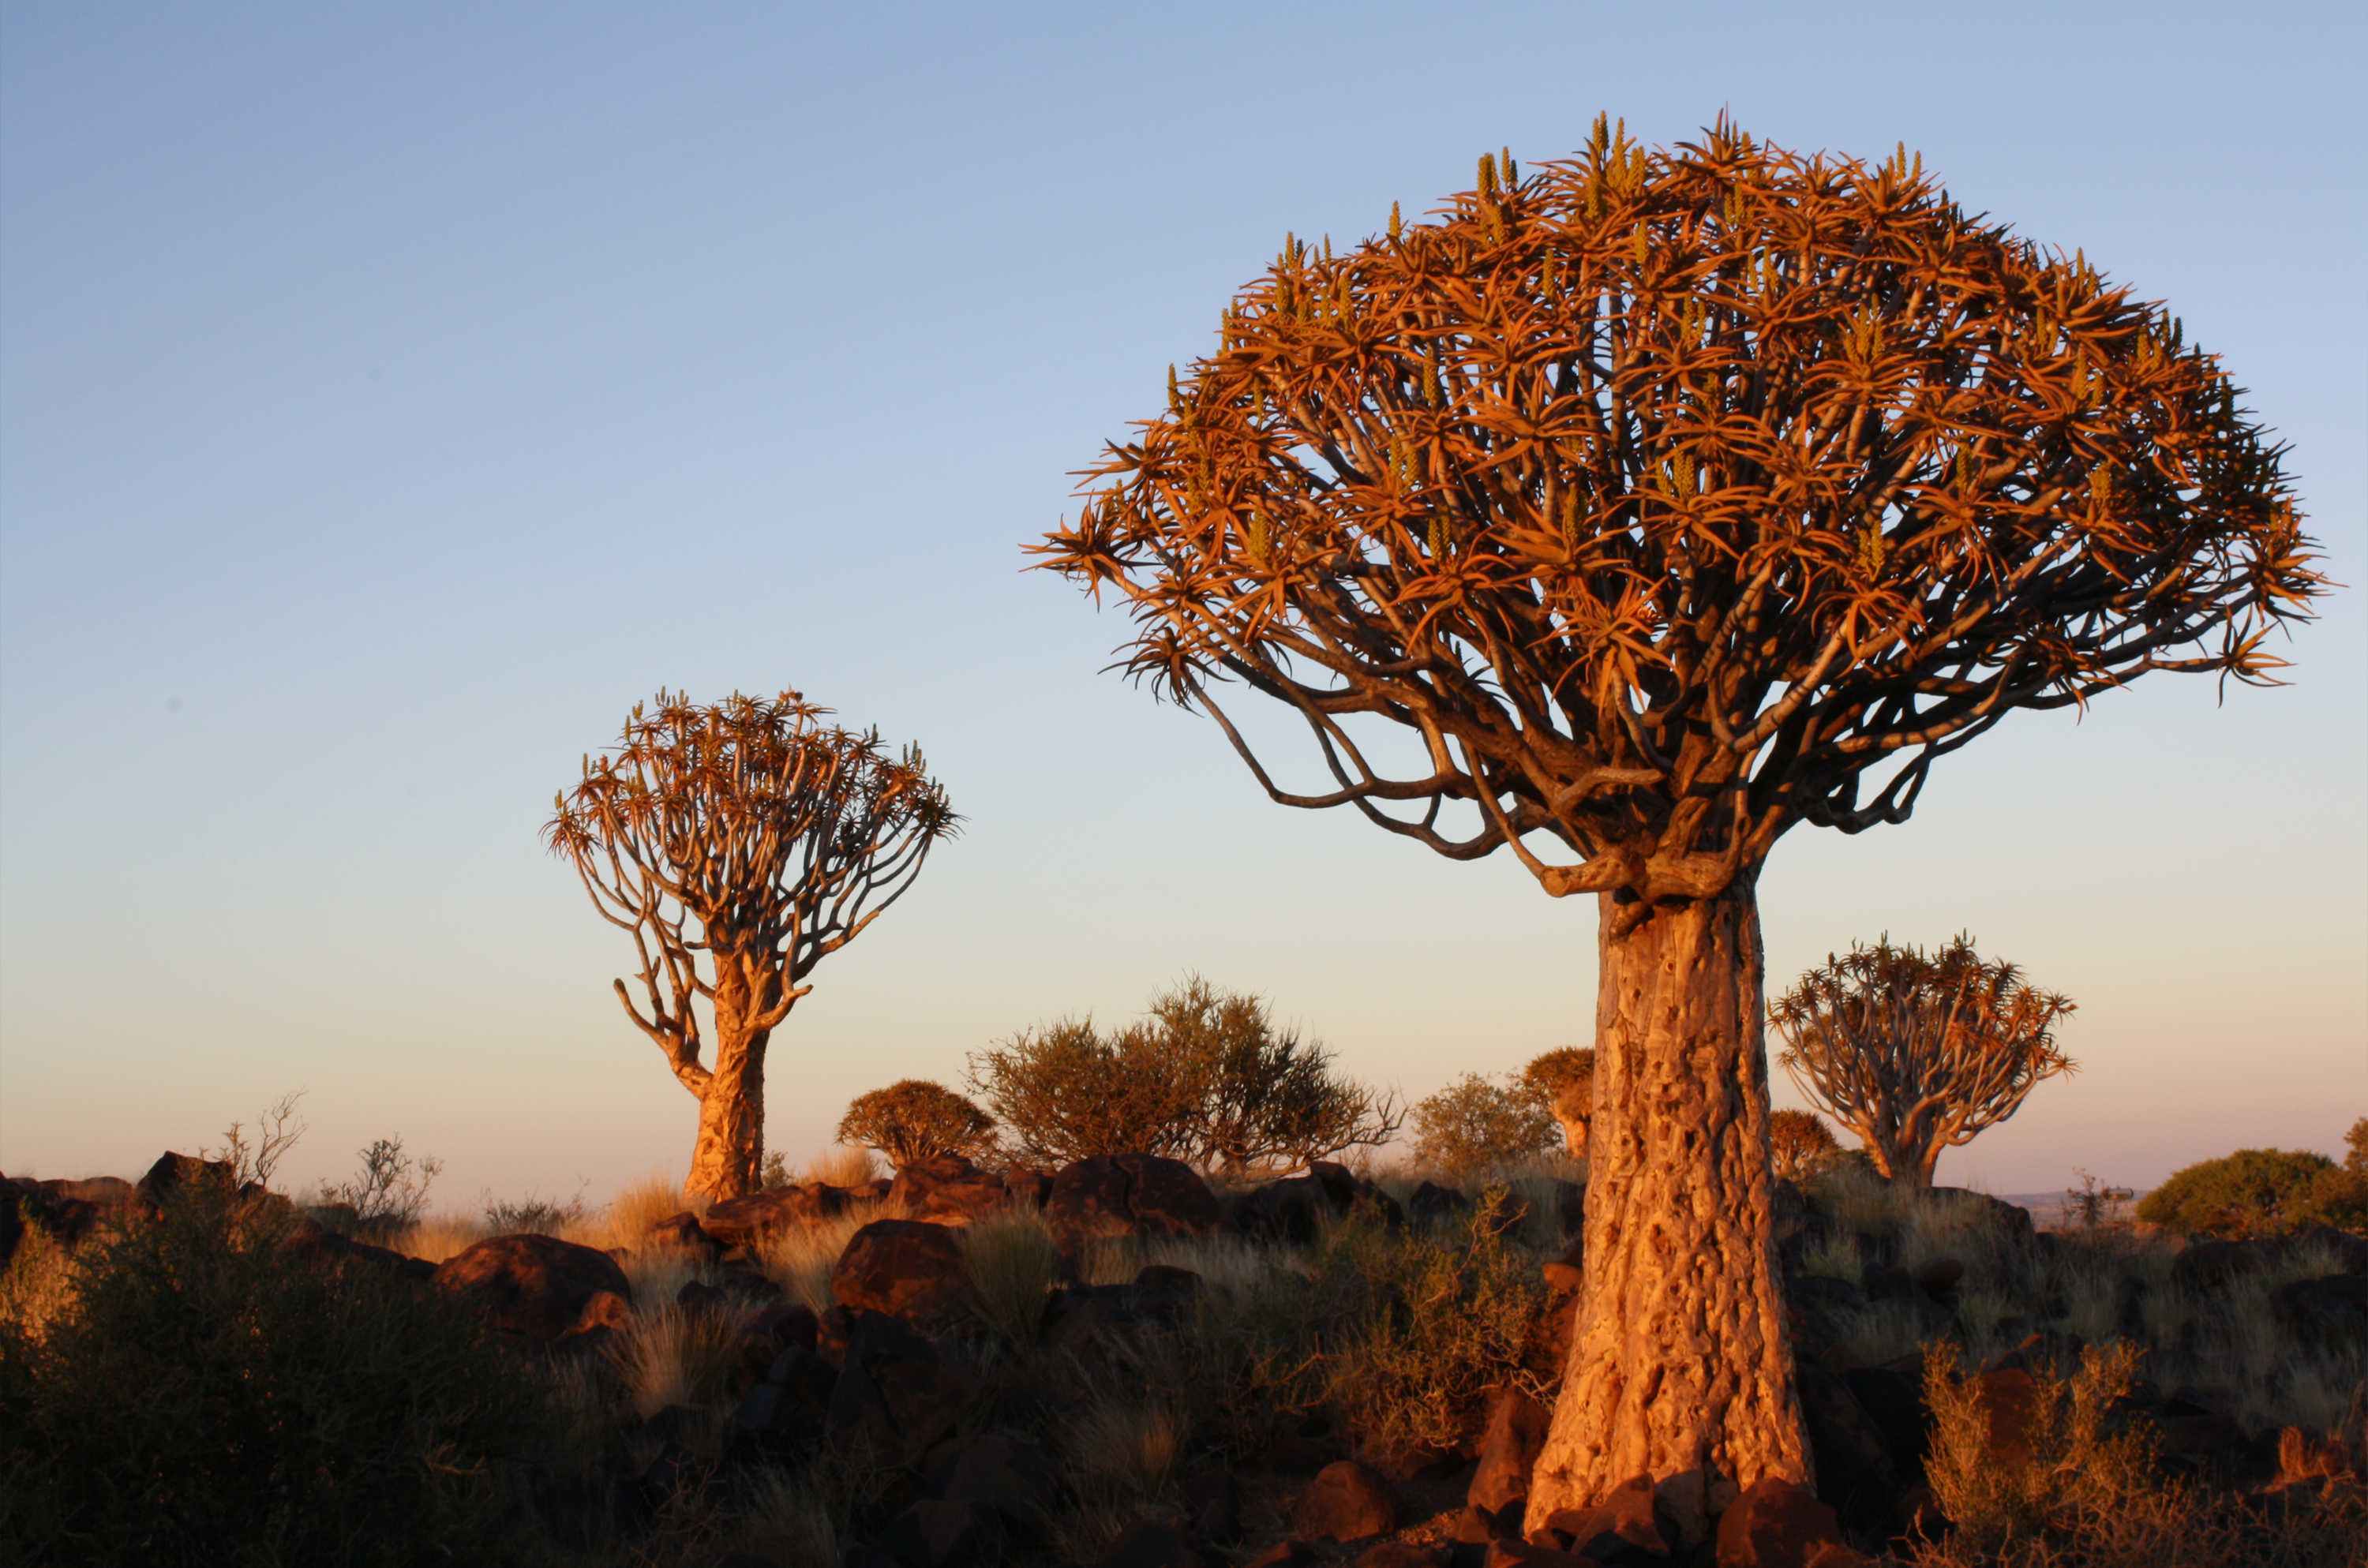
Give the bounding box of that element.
[3,2,2361,1207]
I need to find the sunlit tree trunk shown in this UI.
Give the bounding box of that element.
[1525,881,1810,1544]
[684,968,774,1203]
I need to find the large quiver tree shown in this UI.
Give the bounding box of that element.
[546,690,957,1203]
[1036,118,2319,1533]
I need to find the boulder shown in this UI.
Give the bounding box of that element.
[2172,1237,2272,1293]
[135,1150,239,1205]
[1093,1520,1205,1568]
[1796,1363,1900,1525]
[823,1309,978,1467]
[1178,1469,1242,1543]
[1468,1387,1551,1517]
[1410,1181,1470,1226]
[2271,1274,2368,1348]
[1922,1188,2035,1248]
[833,1219,972,1328]
[892,1156,1011,1225]
[1293,1460,1399,1541]
[1244,1540,1316,1568]
[1838,1366,1928,1477]
[1004,1168,1055,1210]
[1714,1476,1861,1568]
[701,1183,847,1248]
[875,1498,1006,1568]
[433,1233,634,1339]
[1047,1154,1223,1244]
[1538,1473,1671,1562]
[1483,1542,1596,1568]
[1354,1546,1448,1568]
[922,1433,1058,1536]
[1971,1368,2040,1470]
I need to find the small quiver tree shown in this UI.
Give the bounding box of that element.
[1036,118,2319,1527]
[1770,935,2074,1189]
[837,1080,999,1170]
[1767,1109,1840,1182]
[1521,1047,1596,1158]
[546,690,957,1203]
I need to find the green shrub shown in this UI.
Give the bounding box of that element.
[1407,1072,1559,1181]
[969,975,1399,1172]
[0,1181,551,1565]
[2138,1147,2336,1237]
[1197,1197,1547,1461]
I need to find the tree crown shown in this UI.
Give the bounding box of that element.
[1038,120,2321,919]
[836,1080,999,1169]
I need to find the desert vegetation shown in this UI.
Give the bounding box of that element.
[6,1117,2364,1568]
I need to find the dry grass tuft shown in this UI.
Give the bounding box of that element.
[754,1197,890,1313]
[961,1207,1062,1342]
[796,1145,882,1188]
[616,1300,746,1420]
[395,1214,485,1264]
[1078,1232,1277,1293]
[734,1469,843,1568]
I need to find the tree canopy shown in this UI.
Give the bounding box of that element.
[1037,120,2320,926]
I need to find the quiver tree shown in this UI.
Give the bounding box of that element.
[546,690,957,1203]
[1767,1108,1841,1182]
[837,1080,999,1170]
[1521,1046,1597,1158]
[1771,936,2074,1189]
[1036,118,2320,1530]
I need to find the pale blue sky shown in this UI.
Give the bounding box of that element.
[3,2,2361,1206]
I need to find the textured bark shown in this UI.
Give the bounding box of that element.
[683,971,774,1203]
[1525,881,1809,1545]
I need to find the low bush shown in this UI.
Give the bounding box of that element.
[1405,1072,1561,1181]
[2138,1147,2338,1237]
[0,1180,550,1566]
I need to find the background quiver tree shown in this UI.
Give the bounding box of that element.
[1521,1047,1596,1158]
[837,1080,999,1170]
[546,690,957,1203]
[1035,115,2319,1526]
[1767,1109,1842,1181]
[1770,934,2074,1189]
[968,975,1399,1173]
[1407,1071,1563,1181]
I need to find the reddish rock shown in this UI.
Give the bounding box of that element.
[1973,1368,2040,1469]
[1004,1168,1055,1210]
[1353,1545,1447,1568]
[1292,1460,1399,1541]
[892,1156,1010,1224]
[1714,1476,1857,1567]
[1483,1540,1599,1568]
[702,1184,847,1248]
[1469,1387,1551,1516]
[1047,1154,1223,1243]
[647,1209,719,1252]
[833,1219,972,1327]
[433,1233,634,1339]
[1243,1540,1315,1568]
[1539,1473,1669,1562]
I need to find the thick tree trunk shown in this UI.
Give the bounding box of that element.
[684,973,774,1203]
[1524,880,1810,1547]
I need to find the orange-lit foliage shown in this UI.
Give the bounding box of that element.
[1039,119,2321,924]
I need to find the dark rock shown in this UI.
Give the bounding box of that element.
[1354,1545,1448,1568]
[647,1209,720,1253]
[1049,1154,1223,1244]
[1785,1274,1868,1314]
[2271,1274,2368,1347]
[1447,1503,1521,1544]
[677,1278,731,1317]
[1988,1329,2083,1376]
[1178,1469,1242,1543]
[135,1150,238,1206]
[1094,1519,1204,1568]
[823,1309,979,1467]
[639,1439,720,1514]
[50,1177,134,1207]
[1041,1288,1144,1357]
[892,1156,1011,1225]
[924,1433,1058,1536]
[1293,1460,1399,1541]
[1259,1432,1347,1473]
[2156,1410,2245,1457]
[1540,1473,1669,1564]
[433,1233,634,1339]
[1796,1363,1900,1525]
[1838,1366,1928,1477]
[1864,1265,1922,1303]
[1242,1539,1316,1568]
[1923,1188,2035,1248]
[1912,1258,1965,1300]
[733,1381,794,1437]
[876,1498,1006,1568]
[1469,1387,1551,1517]
[748,1301,822,1355]
[1713,1475,1857,1567]
[1411,1181,1471,1226]
[833,1219,972,1328]
[1004,1168,1055,1210]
